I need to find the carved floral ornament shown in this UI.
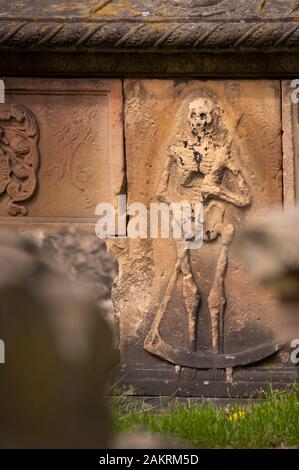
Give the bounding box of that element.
[46,104,102,209]
[0,105,40,216]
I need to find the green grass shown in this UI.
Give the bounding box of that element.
[112,387,299,448]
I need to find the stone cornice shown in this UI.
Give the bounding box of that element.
[0,1,299,52]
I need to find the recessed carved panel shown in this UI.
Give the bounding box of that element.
[113,79,286,395]
[0,78,124,220]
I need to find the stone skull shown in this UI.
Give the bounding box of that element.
[188,98,214,135]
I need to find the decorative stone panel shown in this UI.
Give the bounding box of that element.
[0,78,124,227]
[112,79,296,397]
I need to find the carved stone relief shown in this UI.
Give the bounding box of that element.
[144,94,255,367]
[114,79,284,384]
[0,78,124,221]
[45,104,103,209]
[2,0,299,58]
[0,76,295,397]
[0,104,40,216]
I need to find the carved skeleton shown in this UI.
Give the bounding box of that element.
[0,104,40,216]
[145,96,252,361]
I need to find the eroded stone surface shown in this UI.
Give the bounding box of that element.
[282,80,299,206]
[117,79,283,372]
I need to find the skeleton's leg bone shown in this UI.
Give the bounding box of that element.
[144,235,200,353]
[207,223,235,353]
[178,238,200,351]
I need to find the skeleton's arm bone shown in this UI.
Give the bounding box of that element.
[205,151,252,206]
[155,151,174,203]
[226,153,251,194]
[155,142,190,202]
[202,183,252,207]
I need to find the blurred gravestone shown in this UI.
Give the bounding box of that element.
[0,229,116,448]
[235,208,299,342]
[235,208,299,302]
[38,227,119,345]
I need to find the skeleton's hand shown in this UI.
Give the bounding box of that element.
[201,181,221,198]
[240,191,252,206]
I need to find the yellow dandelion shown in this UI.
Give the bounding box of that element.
[228,410,246,421]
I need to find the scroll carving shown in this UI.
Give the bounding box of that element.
[144,93,280,368]
[0,104,40,216]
